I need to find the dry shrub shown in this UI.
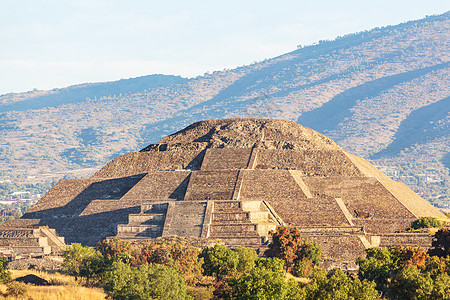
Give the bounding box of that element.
[6,281,28,297]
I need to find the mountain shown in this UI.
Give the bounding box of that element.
[0,12,448,207]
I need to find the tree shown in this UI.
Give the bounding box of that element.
[166,240,204,285]
[95,237,133,260]
[301,268,380,300]
[429,228,450,257]
[390,265,434,300]
[297,238,321,266]
[357,246,450,299]
[266,226,322,274]
[265,226,303,271]
[103,261,191,300]
[235,246,258,274]
[61,243,105,283]
[411,217,443,229]
[199,244,238,280]
[230,257,300,300]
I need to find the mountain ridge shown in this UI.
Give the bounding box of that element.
[0,12,448,207]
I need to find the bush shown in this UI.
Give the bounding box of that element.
[411,217,443,229]
[103,261,191,300]
[0,256,10,283]
[6,281,28,297]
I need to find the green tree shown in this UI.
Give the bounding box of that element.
[297,238,321,266]
[357,246,450,299]
[390,265,434,300]
[235,246,258,274]
[301,268,380,300]
[61,243,105,283]
[411,217,443,229]
[200,244,238,280]
[103,261,191,300]
[230,257,300,300]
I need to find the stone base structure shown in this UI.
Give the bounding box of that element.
[0,219,65,259]
[1,119,447,269]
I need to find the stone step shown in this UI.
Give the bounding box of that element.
[117,224,162,234]
[248,211,271,223]
[210,224,257,234]
[111,235,155,242]
[141,203,169,214]
[214,236,264,246]
[4,245,52,256]
[128,213,165,224]
[115,230,162,239]
[0,229,39,238]
[184,171,238,201]
[241,201,264,211]
[214,201,241,211]
[0,237,48,247]
[211,231,261,238]
[212,212,250,222]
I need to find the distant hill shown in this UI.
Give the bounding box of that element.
[0,74,187,112]
[0,12,448,207]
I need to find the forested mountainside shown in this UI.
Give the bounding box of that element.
[0,12,448,207]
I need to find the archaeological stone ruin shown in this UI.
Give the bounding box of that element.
[0,119,447,268]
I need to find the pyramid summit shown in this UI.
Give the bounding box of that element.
[1,119,446,269]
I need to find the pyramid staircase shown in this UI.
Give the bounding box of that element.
[209,200,278,252]
[116,203,168,241]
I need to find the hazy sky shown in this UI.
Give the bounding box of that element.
[1,0,449,95]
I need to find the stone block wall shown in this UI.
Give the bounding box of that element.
[92,150,204,178]
[201,148,252,170]
[120,171,192,201]
[379,233,433,248]
[184,171,239,200]
[304,177,416,220]
[353,219,414,234]
[240,170,307,202]
[306,235,367,269]
[255,150,362,176]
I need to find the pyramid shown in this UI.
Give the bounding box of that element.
[1,119,446,268]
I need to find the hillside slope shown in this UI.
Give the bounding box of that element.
[0,12,448,207]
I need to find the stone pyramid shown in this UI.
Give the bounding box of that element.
[1,119,446,268]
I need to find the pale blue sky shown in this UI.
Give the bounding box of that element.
[1,0,448,95]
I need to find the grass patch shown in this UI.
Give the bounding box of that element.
[0,270,106,299]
